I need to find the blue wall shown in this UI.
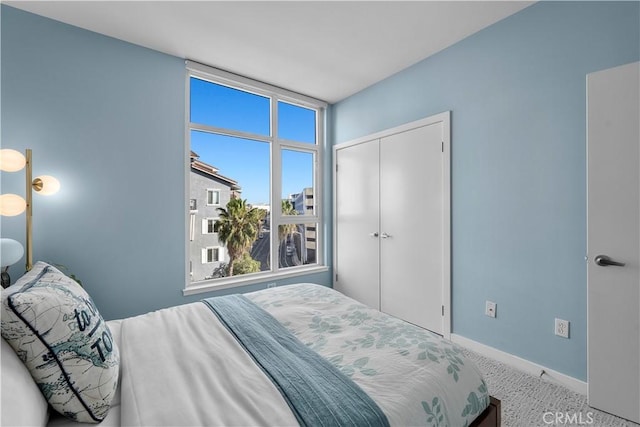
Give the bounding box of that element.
[332,1,639,381]
[0,5,331,321]
[3,2,638,382]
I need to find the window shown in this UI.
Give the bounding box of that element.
[186,61,326,290]
[206,189,220,206]
[202,247,220,263]
[202,218,218,234]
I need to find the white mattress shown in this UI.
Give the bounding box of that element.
[47,284,489,426]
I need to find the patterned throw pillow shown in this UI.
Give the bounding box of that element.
[0,262,119,423]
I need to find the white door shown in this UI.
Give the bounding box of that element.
[334,139,381,309]
[380,123,446,334]
[587,61,639,423]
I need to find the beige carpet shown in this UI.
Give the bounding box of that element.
[461,348,639,427]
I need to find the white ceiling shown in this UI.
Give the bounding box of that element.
[5,1,533,103]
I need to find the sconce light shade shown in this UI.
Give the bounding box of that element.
[0,193,27,216]
[1,148,61,272]
[0,149,27,172]
[0,238,24,267]
[34,175,61,195]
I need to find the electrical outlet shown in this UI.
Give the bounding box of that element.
[555,318,569,338]
[266,283,277,289]
[485,301,496,318]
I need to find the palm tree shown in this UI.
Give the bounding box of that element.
[279,200,298,245]
[215,198,261,276]
[255,208,268,233]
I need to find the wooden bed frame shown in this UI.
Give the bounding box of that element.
[470,396,501,427]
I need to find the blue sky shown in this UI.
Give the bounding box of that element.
[190,77,315,205]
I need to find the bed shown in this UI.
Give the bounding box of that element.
[1,262,500,427]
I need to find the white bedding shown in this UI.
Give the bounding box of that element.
[120,302,299,426]
[47,284,489,427]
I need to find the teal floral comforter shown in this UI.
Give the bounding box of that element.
[247,283,489,427]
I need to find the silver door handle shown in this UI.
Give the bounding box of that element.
[381,233,391,239]
[594,255,625,267]
[369,232,379,238]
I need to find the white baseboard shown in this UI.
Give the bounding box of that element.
[451,334,587,395]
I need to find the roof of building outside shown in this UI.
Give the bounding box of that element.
[190,150,241,191]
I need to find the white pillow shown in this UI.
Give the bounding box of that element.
[1,262,119,423]
[1,337,49,427]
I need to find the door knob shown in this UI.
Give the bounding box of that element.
[369,232,379,238]
[381,233,391,239]
[594,255,625,267]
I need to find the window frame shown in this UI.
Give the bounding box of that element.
[206,189,221,206]
[201,246,221,264]
[184,61,328,295]
[202,217,218,235]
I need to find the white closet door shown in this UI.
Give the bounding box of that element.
[334,139,381,309]
[380,123,444,334]
[587,62,639,423]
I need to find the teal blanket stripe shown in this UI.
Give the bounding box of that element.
[202,294,390,427]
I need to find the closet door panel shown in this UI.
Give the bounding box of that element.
[380,123,444,333]
[334,140,380,309]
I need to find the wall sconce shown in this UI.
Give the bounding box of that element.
[0,148,60,272]
[1,238,25,288]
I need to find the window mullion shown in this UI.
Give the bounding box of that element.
[277,215,320,225]
[270,99,281,274]
[279,139,321,152]
[191,122,272,145]
[315,108,324,266]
